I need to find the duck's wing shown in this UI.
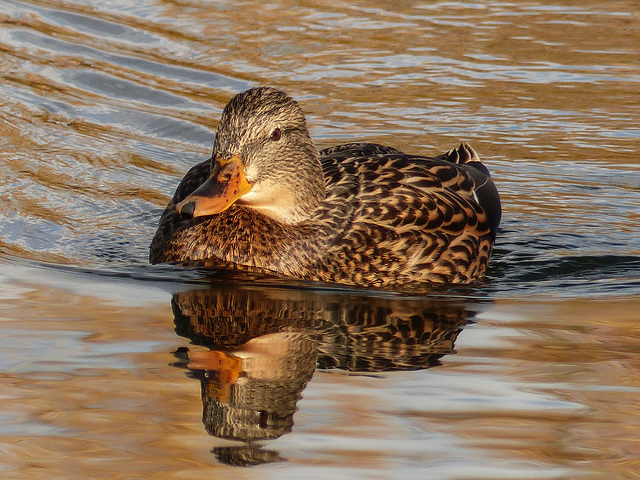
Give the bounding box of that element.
[315,143,500,286]
[319,143,498,242]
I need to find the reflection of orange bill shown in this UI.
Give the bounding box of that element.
[189,350,243,403]
[176,155,252,217]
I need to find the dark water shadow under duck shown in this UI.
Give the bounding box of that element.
[170,284,483,466]
[150,87,501,290]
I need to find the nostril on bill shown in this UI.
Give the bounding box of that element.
[178,201,196,218]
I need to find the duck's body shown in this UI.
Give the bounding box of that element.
[150,87,501,288]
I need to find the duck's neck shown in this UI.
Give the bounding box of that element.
[239,147,326,225]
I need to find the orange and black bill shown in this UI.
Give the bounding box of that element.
[176,155,252,218]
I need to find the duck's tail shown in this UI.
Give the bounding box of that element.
[440,142,480,165]
[440,143,502,241]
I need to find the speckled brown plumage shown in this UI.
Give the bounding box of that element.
[150,87,501,288]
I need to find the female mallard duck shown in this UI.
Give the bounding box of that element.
[150,87,501,288]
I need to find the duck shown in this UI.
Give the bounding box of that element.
[149,86,501,288]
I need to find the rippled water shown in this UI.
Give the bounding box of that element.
[1,1,639,478]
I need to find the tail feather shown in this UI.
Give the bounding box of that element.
[439,143,501,240]
[442,143,480,165]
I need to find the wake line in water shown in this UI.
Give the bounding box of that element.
[489,253,640,297]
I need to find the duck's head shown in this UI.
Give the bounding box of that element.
[177,87,325,224]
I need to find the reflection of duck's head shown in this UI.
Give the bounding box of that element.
[150,86,501,288]
[187,331,316,443]
[172,287,318,443]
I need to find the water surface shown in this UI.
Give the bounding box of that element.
[0,0,639,478]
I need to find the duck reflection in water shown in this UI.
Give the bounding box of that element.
[170,283,475,466]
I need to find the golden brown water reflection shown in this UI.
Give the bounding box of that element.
[1,0,639,478]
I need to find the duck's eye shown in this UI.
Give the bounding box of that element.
[269,127,282,142]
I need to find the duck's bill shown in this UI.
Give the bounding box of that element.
[176,155,252,218]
